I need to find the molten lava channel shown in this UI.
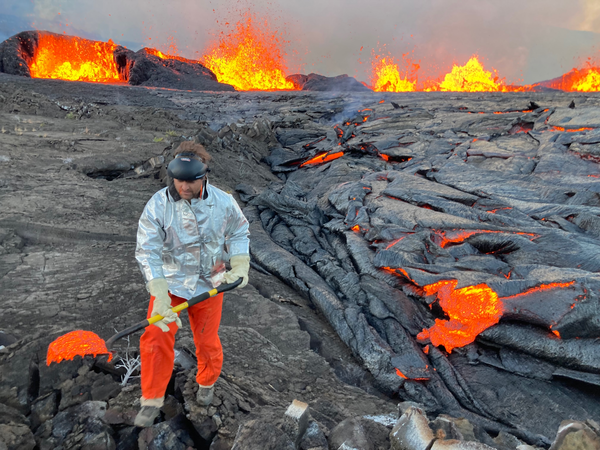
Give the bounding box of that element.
[47,330,112,365]
[30,34,123,83]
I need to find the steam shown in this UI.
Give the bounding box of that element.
[580,0,600,33]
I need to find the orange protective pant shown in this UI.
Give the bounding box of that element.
[140,291,224,400]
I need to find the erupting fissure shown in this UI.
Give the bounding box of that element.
[202,13,298,91]
[30,34,123,83]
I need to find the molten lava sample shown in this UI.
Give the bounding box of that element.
[437,56,503,92]
[47,330,112,365]
[372,57,416,92]
[29,34,122,83]
[202,13,297,90]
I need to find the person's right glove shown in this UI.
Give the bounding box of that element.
[223,255,250,289]
[147,278,182,332]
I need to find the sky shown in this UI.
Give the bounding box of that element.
[2,0,600,85]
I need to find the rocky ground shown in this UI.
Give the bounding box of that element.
[0,73,599,450]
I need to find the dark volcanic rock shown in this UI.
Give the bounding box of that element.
[117,47,234,91]
[0,31,36,77]
[287,73,372,92]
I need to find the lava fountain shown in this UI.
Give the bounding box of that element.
[29,33,123,83]
[202,12,298,91]
[371,55,416,92]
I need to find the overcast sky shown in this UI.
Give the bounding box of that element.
[3,0,600,84]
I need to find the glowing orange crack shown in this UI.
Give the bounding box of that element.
[300,151,344,167]
[434,229,538,248]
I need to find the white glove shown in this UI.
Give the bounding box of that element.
[223,255,250,289]
[147,278,182,332]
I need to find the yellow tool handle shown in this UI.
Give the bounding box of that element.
[146,288,219,325]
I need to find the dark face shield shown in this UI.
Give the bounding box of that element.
[167,154,209,181]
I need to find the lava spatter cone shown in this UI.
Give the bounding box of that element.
[46,279,242,365]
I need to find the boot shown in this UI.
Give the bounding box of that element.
[196,386,214,406]
[134,406,160,427]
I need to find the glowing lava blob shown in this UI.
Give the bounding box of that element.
[202,13,297,90]
[47,330,112,365]
[30,34,122,83]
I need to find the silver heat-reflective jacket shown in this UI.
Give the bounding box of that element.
[135,182,250,299]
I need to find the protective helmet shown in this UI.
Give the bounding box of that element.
[167,153,209,181]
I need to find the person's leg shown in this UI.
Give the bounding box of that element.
[139,293,186,405]
[187,293,224,394]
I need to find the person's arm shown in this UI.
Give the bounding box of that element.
[224,196,250,258]
[223,196,250,288]
[135,196,181,331]
[135,196,167,283]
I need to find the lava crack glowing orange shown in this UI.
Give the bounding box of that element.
[30,34,122,83]
[202,13,297,91]
[47,330,111,365]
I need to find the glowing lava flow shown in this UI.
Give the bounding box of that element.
[300,151,344,167]
[434,229,538,248]
[202,13,297,90]
[416,280,576,352]
[30,34,122,83]
[47,330,112,365]
[371,57,416,92]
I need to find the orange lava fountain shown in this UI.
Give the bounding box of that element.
[541,66,600,92]
[371,56,416,92]
[30,34,122,83]
[416,280,576,352]
[47,330,112,365]
[202,13,298,90]
[436,56,504,92]
[572,68,600,91]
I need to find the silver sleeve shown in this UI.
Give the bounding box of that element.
[135,196,166,283]
[224,196,250,257]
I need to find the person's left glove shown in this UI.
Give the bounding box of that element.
[223,255,250,289]
[147,278,182,332]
